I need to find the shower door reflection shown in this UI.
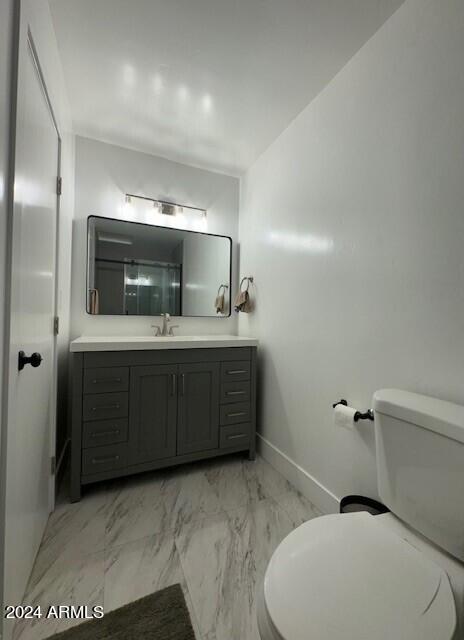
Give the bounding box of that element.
[123,261,181,316]
[87,216,231,317]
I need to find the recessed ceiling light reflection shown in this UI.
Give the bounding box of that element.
[177,85,189,102]
[122,63,136,86]
[153,74,163,93]
[267,231,334,254]
[201,94,213,113]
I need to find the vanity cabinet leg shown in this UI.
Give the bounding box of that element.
[248,436,256,461]
[70,476,81,503]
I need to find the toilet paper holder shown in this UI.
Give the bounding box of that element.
[332,399,374,422]
[353,409,374,422]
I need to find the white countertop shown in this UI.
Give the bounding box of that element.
[70,335,259,352]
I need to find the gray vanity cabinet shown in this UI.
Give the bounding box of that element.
[70,346,257,502]
[129,364,178,465]
[177,362,220,455]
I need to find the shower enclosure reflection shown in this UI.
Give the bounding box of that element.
[87,216,231,317]
[123,261,181,316]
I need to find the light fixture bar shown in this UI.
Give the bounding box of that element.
[125,193,206,217]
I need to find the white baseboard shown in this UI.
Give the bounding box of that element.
[257,434,340,515]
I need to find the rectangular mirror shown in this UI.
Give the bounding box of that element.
[87,216,232,317]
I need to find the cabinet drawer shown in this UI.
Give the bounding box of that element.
[220,423,251,449]
[221,381,251,404]
[221,360,251,383]
[83,367,129,394]
[82,443,127,476]
[83,392,128,421]
[220,401,251,426]
[82,418,128,449]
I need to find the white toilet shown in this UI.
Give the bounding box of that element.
[258,389,464,640]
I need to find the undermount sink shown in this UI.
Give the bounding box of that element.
[70,334,258,352]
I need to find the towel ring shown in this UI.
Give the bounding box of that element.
[217,284,229,295]
[239,276,254,292]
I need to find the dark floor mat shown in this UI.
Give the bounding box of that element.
[47,584,196,640]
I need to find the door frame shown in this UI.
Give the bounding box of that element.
[0,1,20,637]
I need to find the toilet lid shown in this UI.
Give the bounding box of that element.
[264,512,456,640]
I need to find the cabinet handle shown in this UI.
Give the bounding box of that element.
[91,455,120,464]
[92,404,120,411]
[91,429,120,438]
[181,373,185,396]
[227,369,247,375]
[226,390,245,396]
[171,373,177,396]
[228,433,246,440]
[92,377,122,384]
[227,411,246,418]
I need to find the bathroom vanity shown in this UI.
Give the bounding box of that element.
[69,336,258,501]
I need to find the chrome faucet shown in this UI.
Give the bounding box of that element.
[151,313,179,337]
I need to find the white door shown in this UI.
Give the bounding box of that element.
[3,33,60,622]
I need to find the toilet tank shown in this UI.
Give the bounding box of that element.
[373,389,464,562]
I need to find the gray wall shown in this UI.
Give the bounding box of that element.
[71,135,239,337]
[239,0,464,510]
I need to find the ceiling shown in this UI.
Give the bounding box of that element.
[49,0,404,176]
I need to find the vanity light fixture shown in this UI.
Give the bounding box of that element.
[124,193,206,219]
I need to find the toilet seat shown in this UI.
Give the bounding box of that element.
[261,512,456,640]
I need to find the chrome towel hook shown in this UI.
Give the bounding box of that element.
[239,276,254,291]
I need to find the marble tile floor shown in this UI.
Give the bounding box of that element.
[13,454,322,640]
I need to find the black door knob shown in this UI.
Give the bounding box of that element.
[18,351,43,371]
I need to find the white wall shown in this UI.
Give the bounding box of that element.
[239,0,464,510]
[71,136,239,338]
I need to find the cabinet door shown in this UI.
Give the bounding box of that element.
[129,365,177,465]
[177,362,220,455]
